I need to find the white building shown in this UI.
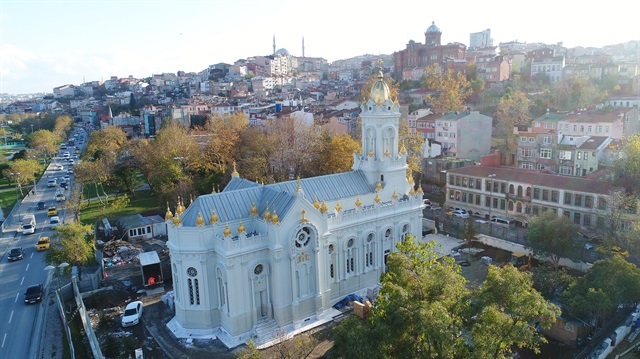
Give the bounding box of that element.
[166,71,424,344]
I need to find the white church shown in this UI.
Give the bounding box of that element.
[165,69,424,344]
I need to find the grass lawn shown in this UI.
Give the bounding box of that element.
[79,190,162,226]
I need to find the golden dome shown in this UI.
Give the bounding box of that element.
[376,180,383,191]
[271,210,279,224]
[368,148,374,157]
[250,202,258,217]
[392,189,399,200]
[264,205,271,221]
[355,196,362,208]
[237,220,246,234]
[320,200,328,214]
[210,208,219,224]
[313,196,320,209]
[165,203,173,221]
[195,211,205,227]
[374,191,381,203]
[335,199,342,212]
[399,141,407,155]
[172,212,181,226]
[231,161,239,177]
[223,223,232,237]
[369,59,390,105]
[384,148,390,157]
[300,209,309,223]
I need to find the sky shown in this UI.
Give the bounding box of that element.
[1,0,639,95]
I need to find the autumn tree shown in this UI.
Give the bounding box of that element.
[550,76,607,111]
[598,190,639,258]
[495,90,531,154]
[84,126,129,161]
[44,222,96,278]
[398,119,424,178]
[613,133,640,195]
[198,113,249,174]
[28,129,60,163]
[333,239,560,359]
[315,132,360,175]
[235,126,274,183]
[53,114,74,139]
[422,64,472,112]
[5,159,41,196]
[526,211,579,269]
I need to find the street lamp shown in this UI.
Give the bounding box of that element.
[487,174,496,233]
[30,124,34,134]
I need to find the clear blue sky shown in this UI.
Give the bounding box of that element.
[1,0,639,94]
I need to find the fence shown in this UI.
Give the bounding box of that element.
[72,273,105,359]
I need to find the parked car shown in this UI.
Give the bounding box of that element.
[24,284,44,304]
[49,216,61,228]
[121,301,143,327]
[37,201,47,210]
[47,206,58,216]
[452,209,470,218]
[8,247,25,261]
[36,237,51,251]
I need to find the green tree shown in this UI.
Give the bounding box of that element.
[599,190,639,257]
[84,126,129,161]
[5,159,41,196]
[422,64,472,111]
[495,90,531,155]
[462,217,477,245]
[28,129,60,163]
[526,211,579,269]
[613,133,640,195]
[44,222,96,278]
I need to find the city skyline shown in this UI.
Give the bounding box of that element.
[1,0,639,95]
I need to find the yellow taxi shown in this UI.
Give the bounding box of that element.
[47,206,58,216]
[36,237,51,251]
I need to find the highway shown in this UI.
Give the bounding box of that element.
[0,129,84,359]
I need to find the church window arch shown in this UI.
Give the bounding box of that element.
[517,185,523,197]
[172,263,179,301]
[365,233,374,269]
[328,244,336,279]
[216,268,228,312]
[365,127,376,157]
[346,237,356,276]
[383,126,396,157]
[188,279,194,305]
[401,224,411,242]
[384,228,392,242]
[508,200,514,211]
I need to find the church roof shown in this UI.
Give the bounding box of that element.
[179,170,374,226]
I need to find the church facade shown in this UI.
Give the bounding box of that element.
[166,70,424,339]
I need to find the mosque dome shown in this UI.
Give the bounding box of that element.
[426,21,441,33]
[275,48,290,55]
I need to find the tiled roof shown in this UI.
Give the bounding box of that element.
[447,166,612,195]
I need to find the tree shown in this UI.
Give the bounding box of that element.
[28,129,60,163]
[562,255,640,325]
[5,159,41,196]
[316,132,360,175]
[44,222,96,279]
[550,77,607,111]
[599,190,639,257]
[613,133,640,195]
[462,217,477,245]
[422,64,472,112]
[53,114,73,139]
[495,90,531,154]
[526,211,579,269]
[198,113,249,174]
[398,119,425,178]
[333,239,560,359]
[84,126,129,161]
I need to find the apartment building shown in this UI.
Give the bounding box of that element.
[435,111,492,161]
[445,166,612,228]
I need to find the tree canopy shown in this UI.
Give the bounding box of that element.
[422,64,472,112]
[44,222,96,277]
[526,211,579,269]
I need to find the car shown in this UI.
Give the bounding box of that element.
[73,149,79,154]
[121,301,143,327]
[54,164,64,171]
[451,209,470,218]
[68,159,75,165]
[47,179,57,187]
[63,175,71,182]
[37,201,47,210]
[8,247,25,261]
[47,206,58,216]
[60,182,68,190]
[24,284,44,304]
[49,216,61,228]
[22,223,35,234]
[36,237,51,251]
[66,169,73,176]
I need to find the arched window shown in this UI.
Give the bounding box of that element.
[365,233,374,269]
[188,279,194,305]
[516,202,523,213]
[401,224,410,242]
[346,238,355,276]
[517,186,523,197]
[509,184,515,194]
[508,200,514,211]
[328,244,336,279]
[526,187,531,197]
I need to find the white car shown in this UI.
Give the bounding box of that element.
[452,209,470,218]
[121,301,143,327]
[49,216,61,228]
[54,164,64,171]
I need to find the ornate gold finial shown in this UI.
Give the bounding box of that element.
[165,202,173,221]
[190,194,194,205]
[376,180,383,191]
[172,211,181,226]
[374,191,381,203]
[313,196,320,209]
[210,208,219,224]
[409,186,416,195]
[250,202,258,217]
[223,223,232,237]
[320,200,328,214]
[355,196,362,208]
[237,220,246,234]
[335,199,342,212]
[392,189,399,200]
[296,176,302,193]
[231,161,239,177]
[212,183,217,194]
[384,147,390,157]
[300,209,309,223]
[271,209,280,224]
[176,197,185,215]
[263,203,272,221]
[400,141,407,155]
[368,148,374,157]
[417,185,423,194]
[195,211,205,227]
[407,173,414,185]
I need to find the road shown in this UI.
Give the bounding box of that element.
[0,130,84,359]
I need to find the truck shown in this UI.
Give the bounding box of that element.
[22,214,36,235]
[139,251,164,287]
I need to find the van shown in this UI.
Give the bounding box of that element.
[22,214,36,234]
[490,217,516,228]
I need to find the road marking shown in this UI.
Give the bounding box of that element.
[8,311,13,324]
[1,333,6,348]
[30,252,34,259]
[15,292,19,303]
[26,263,29,272]
[20,277,24,286]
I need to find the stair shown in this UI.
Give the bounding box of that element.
[254,317,280,346]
